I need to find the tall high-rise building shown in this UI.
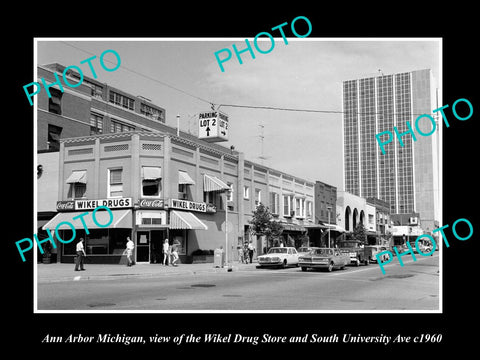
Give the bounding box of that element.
[342,69,440,233]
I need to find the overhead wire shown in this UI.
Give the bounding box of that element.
[58,41,439,118]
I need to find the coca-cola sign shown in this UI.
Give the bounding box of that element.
[56,201,75,211]
[139,198,164,209]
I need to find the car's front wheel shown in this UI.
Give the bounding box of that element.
[282,259,287,268]
[327,262,334,272]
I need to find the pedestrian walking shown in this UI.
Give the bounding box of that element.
[74,238,86,271]
[170,244,179,266]
[248,241,255,264]
[243,242,250,264]
[162,238,170,265]
[237,246,244,263]
[126,236,134,267]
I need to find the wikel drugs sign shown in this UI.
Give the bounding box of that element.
[169,199,216,213]
[57,198,132,211]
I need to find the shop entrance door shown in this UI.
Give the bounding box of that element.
[136,231,150,263]
[150,230,166,264]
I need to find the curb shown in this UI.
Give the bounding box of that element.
[37,264,249,284]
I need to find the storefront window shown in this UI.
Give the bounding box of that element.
[61,229,130,256]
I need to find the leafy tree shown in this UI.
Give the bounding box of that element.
[351,222,367,244]
[248,203,284,249]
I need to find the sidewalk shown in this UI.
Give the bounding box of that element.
[36,261,259,283]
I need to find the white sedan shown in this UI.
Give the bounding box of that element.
[257,247,299,268]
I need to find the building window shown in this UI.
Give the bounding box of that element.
[269,192,280,215]
[110,120,135,133]
[243,186,250,199]
[90,113,103,135]
[295,198,305,218]
[255,189,261,206]
[109,91,134,110]
[48,88,63,115]
[140,103,165,122]
[108,169,123,197]
[227,183,234,202]
[69,182,86,199]
[283,195,292,217]
[47,124,62,151]
[142,166,162,197]
[87,81,103,99]
[306,201,313,219]
[178,184,188,199]
[204,191,222,209]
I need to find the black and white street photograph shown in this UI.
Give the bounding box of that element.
[7,7,478,355]
[33,38,442,312]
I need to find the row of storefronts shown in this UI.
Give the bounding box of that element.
[38,131,317,264]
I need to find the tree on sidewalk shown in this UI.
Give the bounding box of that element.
[248,203,284,250]
[350,222,367,245]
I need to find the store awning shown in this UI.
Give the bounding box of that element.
[142,166,162,180]
[326,224,346,233]
[170,210,208,230]
[66,170,87,184]
[203,174,229,192]
[280,223,307,232]
[42,209,132,230]
[304,223,329,229]
[179,170,195,185]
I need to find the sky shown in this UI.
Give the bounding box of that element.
[36,38,441,191]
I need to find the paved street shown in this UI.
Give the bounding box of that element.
[37,253,439,311]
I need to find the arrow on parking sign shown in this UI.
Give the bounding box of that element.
[206,127,210,136]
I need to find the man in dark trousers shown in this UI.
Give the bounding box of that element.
[74,238,86,271]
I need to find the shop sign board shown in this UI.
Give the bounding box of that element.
[57,198,132,211]
[138,198,164,209]
[169,199,216,213]
[198,111,229,142]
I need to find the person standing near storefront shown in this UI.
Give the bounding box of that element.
[170,244,179,267]
[162,238,170,266]
[126,237,134,267]
[74,238,86,271]
[248,240,255,264]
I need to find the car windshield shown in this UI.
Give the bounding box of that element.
[268,248,287,254]
[298,247,310,252]
[312,248,333,256]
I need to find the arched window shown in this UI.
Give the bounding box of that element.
[345,206,351,231]
[353,208,358,230]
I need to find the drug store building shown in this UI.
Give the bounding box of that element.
[44,131,316,264]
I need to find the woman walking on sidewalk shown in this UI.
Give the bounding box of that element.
[126,237,134,267]
[162,238,170,265]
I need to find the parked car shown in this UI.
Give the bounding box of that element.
[297,246,319,257]
[298,248,349,272]
[338,240,370,266]
[257,247,299,268]
[365,245,391,263]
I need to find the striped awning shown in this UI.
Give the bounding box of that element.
[178,170,195,185]
[66,170,87,184]
[169,210,208,230]
[142,166,162,180]
[203,174,229,192]
[42,209,132,230]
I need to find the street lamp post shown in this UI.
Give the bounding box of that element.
[176,114,180,137]
[327,206,332,248]
[225,191,228,266]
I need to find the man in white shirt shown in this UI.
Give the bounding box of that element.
[74,238,86,271]
[126,237,135,267]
